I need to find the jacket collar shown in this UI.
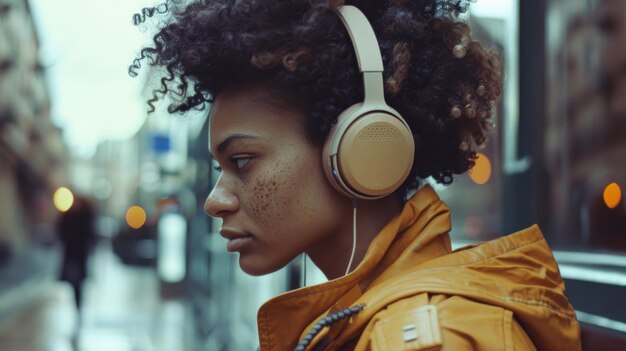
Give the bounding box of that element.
[257,185,452,350]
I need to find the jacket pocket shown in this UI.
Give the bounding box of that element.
[370,304,442,351]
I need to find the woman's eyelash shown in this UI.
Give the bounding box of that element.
[212,157,251,173]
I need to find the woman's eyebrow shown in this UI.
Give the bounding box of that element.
[210,134,259,158]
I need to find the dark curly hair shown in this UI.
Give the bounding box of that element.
[129,0,502,192]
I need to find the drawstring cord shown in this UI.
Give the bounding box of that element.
[294,304,365,351]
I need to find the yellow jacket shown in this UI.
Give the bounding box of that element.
[257,186,581,350]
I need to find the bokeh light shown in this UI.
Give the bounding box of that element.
[126,206,147,229]
[53,187,74,212]
[469,152,492,185]
[603,182,622,209]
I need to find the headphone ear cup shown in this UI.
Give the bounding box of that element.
[323,106,414,199]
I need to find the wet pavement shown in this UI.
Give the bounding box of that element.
[0,241,193,351]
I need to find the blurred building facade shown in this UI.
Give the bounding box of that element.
[544,0,626,251]
[0,0,68,318]
[0,0,66,251]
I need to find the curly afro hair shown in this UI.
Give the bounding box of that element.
[129,0,502,193]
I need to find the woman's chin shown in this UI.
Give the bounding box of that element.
[238,255,286,276]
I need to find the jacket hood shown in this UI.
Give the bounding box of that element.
[344,224,580,351]
[257,185,580,350]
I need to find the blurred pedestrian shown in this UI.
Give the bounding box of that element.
[57,196,96,311]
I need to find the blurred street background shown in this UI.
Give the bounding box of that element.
[0,0,625,350]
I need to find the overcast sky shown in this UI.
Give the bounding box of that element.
[29,0,164,157]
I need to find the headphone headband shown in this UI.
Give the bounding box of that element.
[335,6,384,73]
[335,6,387,104]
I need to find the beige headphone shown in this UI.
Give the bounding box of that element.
[323,5,415,200]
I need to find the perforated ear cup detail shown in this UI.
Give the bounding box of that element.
[356,122,402,140]
[322,105,415,199]
[338,113,413,197]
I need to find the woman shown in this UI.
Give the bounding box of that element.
[130,0,581,350]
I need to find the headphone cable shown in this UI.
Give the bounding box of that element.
[345,199,358,275]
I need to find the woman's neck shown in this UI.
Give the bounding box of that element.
[307,195,403,280]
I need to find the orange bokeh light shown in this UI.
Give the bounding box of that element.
[603,182,622,209]
[469,153,492,185]
[126,205,147,229]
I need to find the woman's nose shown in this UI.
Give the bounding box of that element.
[204,181,239,218]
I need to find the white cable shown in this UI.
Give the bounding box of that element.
[302,253,307,287]
[345,200,357,275]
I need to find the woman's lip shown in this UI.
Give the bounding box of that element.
[219,228,249,240]
[220,228,254,252]
[226,235,254,252]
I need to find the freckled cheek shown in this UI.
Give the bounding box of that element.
[244,180,273,225]
[243,165,299,227]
